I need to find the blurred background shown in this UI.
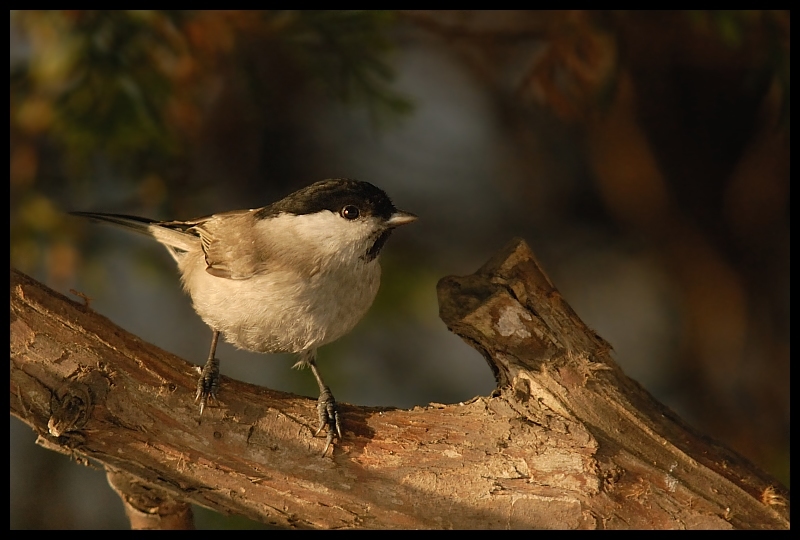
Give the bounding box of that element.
[10,11,789,529]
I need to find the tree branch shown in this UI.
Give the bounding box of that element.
[9,238,789,529]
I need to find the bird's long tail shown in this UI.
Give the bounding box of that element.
[70,212,199,262]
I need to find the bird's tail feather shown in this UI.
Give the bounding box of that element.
[70,212,199,260]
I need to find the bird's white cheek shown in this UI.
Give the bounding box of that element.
[255,212,379,261]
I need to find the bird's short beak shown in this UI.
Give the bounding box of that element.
[387,211,418,228]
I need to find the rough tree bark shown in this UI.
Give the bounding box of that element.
[9,239,789,529]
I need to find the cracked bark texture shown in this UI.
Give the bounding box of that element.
[10,239,789,529]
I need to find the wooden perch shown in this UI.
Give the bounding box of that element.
[9,239,789,529]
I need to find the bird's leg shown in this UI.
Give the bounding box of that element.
[195,330,220,415]
[295,349,341,456]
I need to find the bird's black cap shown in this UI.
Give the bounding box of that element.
[254,179,398,221]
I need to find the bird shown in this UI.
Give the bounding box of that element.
[71,178,417,454]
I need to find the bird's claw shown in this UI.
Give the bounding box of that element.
[315,386,341,456]
[195,357,220,416]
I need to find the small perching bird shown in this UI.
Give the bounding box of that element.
[72,179,417,454]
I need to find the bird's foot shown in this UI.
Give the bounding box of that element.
[315,386,342,456]
[195,357,220,416]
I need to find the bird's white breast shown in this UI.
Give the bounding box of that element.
[176,216,383,354]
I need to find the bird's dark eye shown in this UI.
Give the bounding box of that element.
[341,205,360,220]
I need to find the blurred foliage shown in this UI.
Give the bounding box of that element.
[685,10,790,131]
[285,10,413,120]
[520,11,621,121]
[10,10,411,281]
[517,10,790,126]
[10,10,409,173]
[402,10,788,128]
